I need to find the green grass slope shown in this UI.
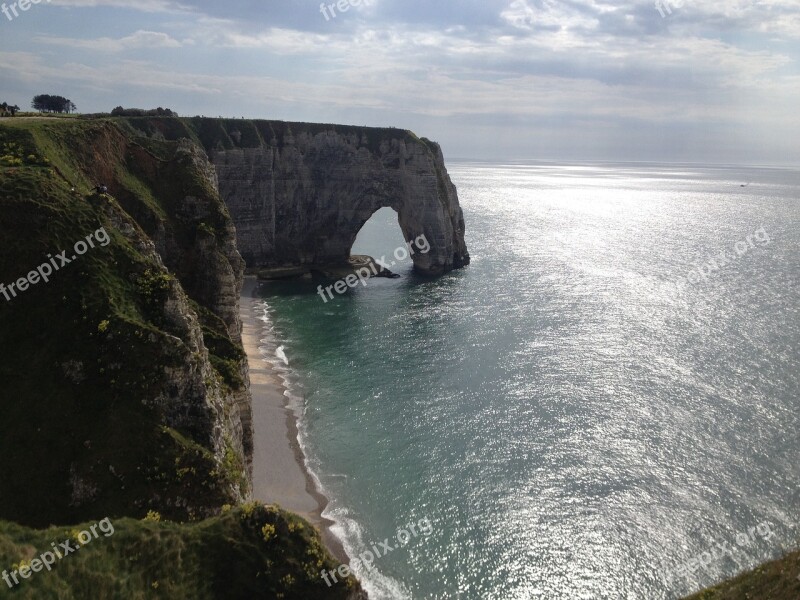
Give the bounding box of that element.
[117,115,421,155]
[0,504,359,599]
[682,550,800,600]
[0,118,241,526]
[684,551,800,600]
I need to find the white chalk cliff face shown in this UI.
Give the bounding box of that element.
[208,123,470,276]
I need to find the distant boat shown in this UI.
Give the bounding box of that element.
[740,182,750,187]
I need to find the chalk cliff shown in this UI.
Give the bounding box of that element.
[125,119,470,276]
[212,123,469,275]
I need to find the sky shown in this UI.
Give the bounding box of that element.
[1,0,799,164]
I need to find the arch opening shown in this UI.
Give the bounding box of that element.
[350,207,409,272]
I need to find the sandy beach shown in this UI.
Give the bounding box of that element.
[240,277,348,563]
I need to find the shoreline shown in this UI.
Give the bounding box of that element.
[239,276,349,564]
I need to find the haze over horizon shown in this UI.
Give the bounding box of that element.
[1,0,798,165]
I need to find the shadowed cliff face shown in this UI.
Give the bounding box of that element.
[0,120,252,526]
[201,121,470,276]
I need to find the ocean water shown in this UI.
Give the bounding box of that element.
[255,162,800,599]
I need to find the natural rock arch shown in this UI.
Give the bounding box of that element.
[208,121,470,276]
[329,184,467,275]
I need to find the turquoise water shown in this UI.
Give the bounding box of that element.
[256,162,800,599]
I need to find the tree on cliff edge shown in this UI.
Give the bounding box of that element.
[110,106,177,117]
[31,95,77,114]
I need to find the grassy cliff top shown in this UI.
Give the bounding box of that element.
[110,115,423,154]
[681,549,800,600]
[0,504,359,600]
[5,114,434,159]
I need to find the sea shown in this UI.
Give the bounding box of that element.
[254,161,800,599]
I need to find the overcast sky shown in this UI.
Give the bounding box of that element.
[1,0,798,164]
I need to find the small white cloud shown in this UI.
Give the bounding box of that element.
[34,30,183,52]
[48,0,189,13]
[501,0,537,30]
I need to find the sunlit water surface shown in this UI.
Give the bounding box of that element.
[255,162,800,599]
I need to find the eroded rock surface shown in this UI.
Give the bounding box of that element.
[205,122,470,276]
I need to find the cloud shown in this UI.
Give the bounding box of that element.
[500,0,601,32]
[49,0,190,13]
[34,30,184,52]
[212,27,335,52]
[3,0,799,161]
[0,52,348,98]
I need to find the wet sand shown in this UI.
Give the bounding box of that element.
[240,276,348,563]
